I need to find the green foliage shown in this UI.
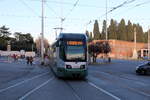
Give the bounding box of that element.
[88,41,111,62]
[118,19,127,40]
[108,19,117,39]
[90,18,146,43]
[0,25,11,38]
[0,25,36,51]
[101,20,106,39]
[126,20,133,41]
[12,32,35,51]
[93,20,101,40]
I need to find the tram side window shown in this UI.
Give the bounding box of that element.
[59,45,65,60]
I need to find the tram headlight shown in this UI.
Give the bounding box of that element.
[80,65,85,69]
[66,65,72,69]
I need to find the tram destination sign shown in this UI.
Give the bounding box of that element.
[67,41,83,45]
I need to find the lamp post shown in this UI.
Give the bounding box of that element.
[41,0,45,65]
[148,29,150,59]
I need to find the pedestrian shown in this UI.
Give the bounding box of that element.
[26,56,30,65]
[29,56,33,65]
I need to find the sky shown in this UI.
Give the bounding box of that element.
[0,0,150,44]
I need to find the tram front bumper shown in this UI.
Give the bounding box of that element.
[57,68,88,78]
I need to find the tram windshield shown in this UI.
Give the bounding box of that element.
[66,42,86,61]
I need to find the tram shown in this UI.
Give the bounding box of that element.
[49,33,88,78]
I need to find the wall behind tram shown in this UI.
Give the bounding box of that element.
[91,40,147,59]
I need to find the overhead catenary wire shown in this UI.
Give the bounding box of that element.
[112,0,150,17]
[17,0,40,17]
[30,0,113,8]
[85,0,137,29]
[63,0,80,22]
[45,3,61,19]
[108,0,136,13]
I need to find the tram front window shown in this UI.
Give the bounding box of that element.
[66,45,85,61]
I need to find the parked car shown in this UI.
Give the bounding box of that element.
[136,62,150,75]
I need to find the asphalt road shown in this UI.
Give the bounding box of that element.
[0,59,150,100]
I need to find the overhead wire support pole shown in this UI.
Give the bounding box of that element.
[41,0,45,65]
[106,0,108,41]
[148,28,150,60]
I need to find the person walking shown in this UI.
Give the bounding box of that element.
[29,56,33,65]
[26,56,30,65]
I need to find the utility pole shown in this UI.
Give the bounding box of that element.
[105,0,108,41]
[41,0,45,65]
[134,27,137,50]
[132,27,138,59]
[148,29,150,59]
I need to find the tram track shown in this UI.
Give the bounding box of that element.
[64,80,82,100]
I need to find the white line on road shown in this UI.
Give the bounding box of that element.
[0,72,49,93]
[88,82,121,100]
[19,77,54,100]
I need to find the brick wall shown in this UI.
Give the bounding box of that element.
[91,40,147,59]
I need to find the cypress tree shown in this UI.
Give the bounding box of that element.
[101,20,106,40]
[126,20,133,41]
[136,24,144,42]
[108,19,117,39]
[93,20,101,40]
[118,19,127,40]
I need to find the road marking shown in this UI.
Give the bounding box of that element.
[19,77,54,100]
[88,82,121,100]
[91,72,150,97]
[65,81,81,100]
[123,85,150,97]
[0,72,49,93]
[135,81,148,86]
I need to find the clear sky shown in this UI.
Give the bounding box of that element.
[0,0,150,43]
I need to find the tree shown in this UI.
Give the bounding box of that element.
[143,32,148,43]
[135,24,144,42]
[118,19,127,40]
[0,25,11,38]
[101,20,106,39]
[89,32,93,42]
[102,41,111,55]
[88,43,102,62]
[14,32,33,43]
[12,32,35,51]
[108,19,117,39]
[126,20,133,41]
[88,41,111,63]
[93,20,101,40]
[35,37,50,55]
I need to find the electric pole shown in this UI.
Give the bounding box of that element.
[106,0,108,40]
[134,27,137,50]
[41,0,45,65]
[148,29,150,59]
[132,27,138,59]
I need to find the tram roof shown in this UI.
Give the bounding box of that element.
[58,33,86,40]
